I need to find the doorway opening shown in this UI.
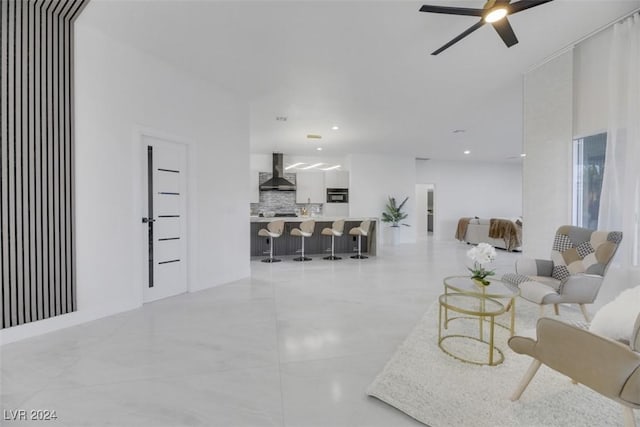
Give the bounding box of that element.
[415,184,435,240]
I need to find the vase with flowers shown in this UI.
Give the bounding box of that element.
[467,242,497,286]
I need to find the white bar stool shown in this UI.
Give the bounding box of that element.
[321,219,345,260]
[349,220,371,259]
[257,220,285,263]
[291,219,315,261]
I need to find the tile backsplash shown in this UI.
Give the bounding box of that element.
[250,172,323,216]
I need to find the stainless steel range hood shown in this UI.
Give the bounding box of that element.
[259,153,296,191]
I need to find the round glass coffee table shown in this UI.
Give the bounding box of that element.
[438,276,521,366]
[443,276,520,337]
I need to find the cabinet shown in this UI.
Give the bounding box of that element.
[296,171,325,203]
[251,220,370,256]
[324,170,349,188]
[250,170,260,203]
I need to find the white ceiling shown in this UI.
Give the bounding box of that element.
[81,0,640,162]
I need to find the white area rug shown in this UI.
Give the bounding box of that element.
[367,299,640,427]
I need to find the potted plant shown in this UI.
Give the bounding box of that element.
[381,196,409,246]
[381,196,410,227]
[467,243,497,286]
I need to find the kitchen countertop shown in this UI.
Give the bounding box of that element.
[250,216,378,223]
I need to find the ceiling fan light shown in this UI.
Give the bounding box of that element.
[485,7,507,23]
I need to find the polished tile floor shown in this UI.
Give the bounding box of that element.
[1,237,521,426]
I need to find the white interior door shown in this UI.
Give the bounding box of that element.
[142,136,188,302]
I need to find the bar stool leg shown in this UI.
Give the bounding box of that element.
[293,236,312,261]
[323,234,342,260]
[350,235,368,259]
[261,237,281,263]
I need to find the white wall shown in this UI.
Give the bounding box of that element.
[523,51,574,258]
[347,154,417,244]
[573,29,612,138]
[416,160,522,241]
[1,12,250,343]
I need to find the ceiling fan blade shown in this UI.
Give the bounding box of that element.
[431,20,485,55]
[491,17,518,47]
[419,5,484,17]
[509,0,554,14]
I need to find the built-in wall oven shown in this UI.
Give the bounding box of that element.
[326,188,349,203]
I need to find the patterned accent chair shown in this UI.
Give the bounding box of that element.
[502,225,622,321]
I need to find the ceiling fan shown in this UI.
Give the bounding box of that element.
[419,0,554,55]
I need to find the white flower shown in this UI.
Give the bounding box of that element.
[467,242,497,265]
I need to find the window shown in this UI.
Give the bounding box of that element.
[572,133,606,229]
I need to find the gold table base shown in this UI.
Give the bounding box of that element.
[443,276,520,338]
[438,334,505,366]
[438,293,506,366]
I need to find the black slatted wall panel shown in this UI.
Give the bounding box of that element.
[1,0,89,329]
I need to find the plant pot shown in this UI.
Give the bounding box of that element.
[472,278,490,287]
[385,226,401,246]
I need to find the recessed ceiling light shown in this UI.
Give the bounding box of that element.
[331,125,339,131]
[316,147,323,151]
[520,153,527,158]
[301,163,324,170]
[285,162,305,170]
[307,134,322,139]
[463,150,471,155]
[321,165,341,171]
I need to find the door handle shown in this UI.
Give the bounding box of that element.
[142,217,156,223]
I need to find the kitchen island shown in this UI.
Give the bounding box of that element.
[250,217,378,258]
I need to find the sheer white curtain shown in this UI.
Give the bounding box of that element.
[599,13,640,268]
